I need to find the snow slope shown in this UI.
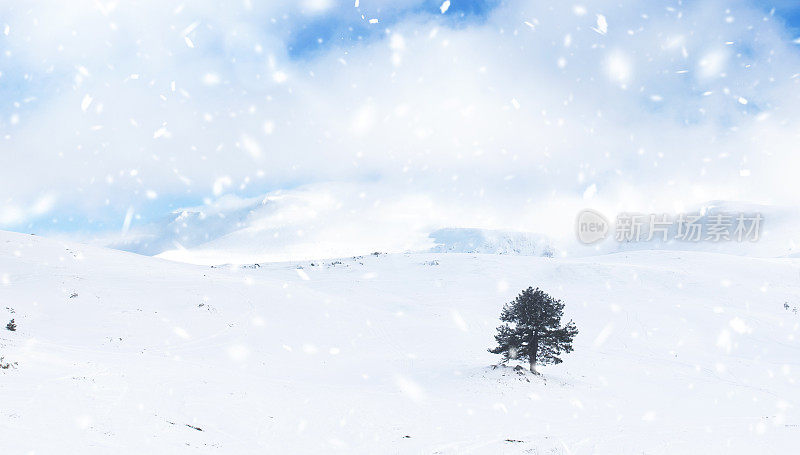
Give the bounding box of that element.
[106,184,439,263]
[1,230,800,454]
[110,195,798,265]
[428,228,556,256]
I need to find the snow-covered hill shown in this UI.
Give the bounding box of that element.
[92,191,800,265]
[593,201,800,258]
[427,228,556,256]
[2,230,799,454]
[132,185,439,264]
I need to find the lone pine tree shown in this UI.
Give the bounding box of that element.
[489,287,578,374]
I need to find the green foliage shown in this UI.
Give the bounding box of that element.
[489,287,578,372]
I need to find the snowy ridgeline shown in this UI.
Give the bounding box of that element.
[2,229,800,453]
[96,195,800,266]
[601,201,800,258]
[427,228,556,257]
[107,194,267,256]
[106,190,564,263]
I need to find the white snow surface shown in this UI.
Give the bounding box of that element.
[2,230,800,453]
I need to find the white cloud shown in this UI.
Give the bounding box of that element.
[240,134,262,160]
[303,0,334,14]
[698,49,730,79]
[1,0,799,248]
[605,50,632,84]
[272,71,288,83]
[213,176,232,196]
[202,73,221,86]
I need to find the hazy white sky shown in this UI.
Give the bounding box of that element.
[2,0,799,249]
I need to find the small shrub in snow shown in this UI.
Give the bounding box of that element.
[0,357,17,369]
[5,319,15,332]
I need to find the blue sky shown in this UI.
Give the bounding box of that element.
[2,0,800,250]
[0,0,508,235]
[759,0,800,32]
[287,0,500,59]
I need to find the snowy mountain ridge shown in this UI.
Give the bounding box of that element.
[427,228,556,256]
[73,191,800,266]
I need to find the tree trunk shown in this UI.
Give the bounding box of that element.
[529,337,539,374]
